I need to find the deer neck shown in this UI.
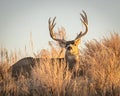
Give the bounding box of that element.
[65,50,80,70]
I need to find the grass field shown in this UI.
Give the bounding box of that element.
[0,33,120,96]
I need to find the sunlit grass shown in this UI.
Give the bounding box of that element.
[0,33,120,96]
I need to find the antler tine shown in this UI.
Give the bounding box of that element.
[52,17,56,27]
[75,10,88,40]
[48,17,66,43]
[48,17,56,40]
[80,10,88,25]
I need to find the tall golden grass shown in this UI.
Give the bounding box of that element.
[0,33,120,96]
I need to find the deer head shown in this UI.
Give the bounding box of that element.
[48,10,88,70]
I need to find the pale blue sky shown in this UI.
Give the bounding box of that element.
[0,0,120,54]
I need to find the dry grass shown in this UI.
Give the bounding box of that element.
[0,33,120,96]
[81,33,120,96]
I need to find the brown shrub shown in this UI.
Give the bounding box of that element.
[81,33,120,95]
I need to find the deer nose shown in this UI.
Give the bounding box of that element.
[67,46,72,50]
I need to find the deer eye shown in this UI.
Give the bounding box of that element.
[65,44,69,48]
[71,42,74,45]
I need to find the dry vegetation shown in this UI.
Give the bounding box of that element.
[0,33,120,96]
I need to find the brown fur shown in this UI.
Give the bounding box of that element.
[10,57,65,79]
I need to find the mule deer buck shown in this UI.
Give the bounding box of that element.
[48,10,88,71]
[9,10,88,79]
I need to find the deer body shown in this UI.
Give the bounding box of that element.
[10,57,64,79]
[10,57,39,78]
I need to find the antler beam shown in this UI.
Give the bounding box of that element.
[75,10,88,40]
[48,17,66,44]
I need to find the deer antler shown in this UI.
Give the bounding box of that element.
[48,17,66,44]
[75,10,88,40]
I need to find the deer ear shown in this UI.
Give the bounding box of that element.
[75,39,80,45]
